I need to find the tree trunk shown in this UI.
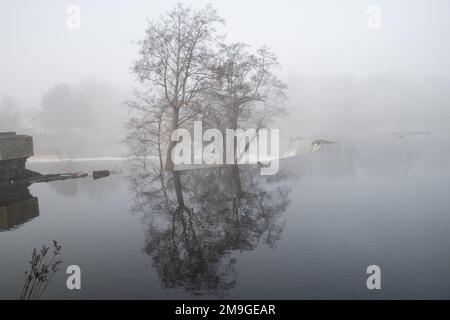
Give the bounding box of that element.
[164,106,184,205]
[231,164,243,198]
[165,107,179,171]
[231,108,238,165]
[172,170,184,206]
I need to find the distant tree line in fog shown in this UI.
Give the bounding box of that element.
[2,4,450,157]
[0,78,126,156]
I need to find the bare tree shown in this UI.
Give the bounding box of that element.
[133,3,223,169]
[132,3,224,205]
[126,89,168,170]
[125,88,171,198]
[212,43,287,131]
[128,4,288,205]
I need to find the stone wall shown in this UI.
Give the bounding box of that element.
[0,132,34,161]
[0,132,34,181]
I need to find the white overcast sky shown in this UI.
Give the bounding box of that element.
[1,0,450,108]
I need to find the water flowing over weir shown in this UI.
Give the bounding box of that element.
[172,137,336,172]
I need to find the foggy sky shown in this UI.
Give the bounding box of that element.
[1,0,450,109]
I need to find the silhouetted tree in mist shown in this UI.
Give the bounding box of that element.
[131,3,225,205]
[212,43,287,132]
[127,3,287,206]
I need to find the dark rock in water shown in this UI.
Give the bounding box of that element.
[93,170,110,180]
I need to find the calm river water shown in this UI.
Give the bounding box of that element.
[1,134,450,299]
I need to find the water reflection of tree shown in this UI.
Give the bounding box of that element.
[128,164,291,296]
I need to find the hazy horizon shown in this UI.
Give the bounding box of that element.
[2,0,450,109]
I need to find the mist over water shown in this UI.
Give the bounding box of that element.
[1,0,450,156]
[1,0,450,300]
[1,133,450,299]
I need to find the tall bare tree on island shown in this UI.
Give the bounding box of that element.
[132,3,223,205]
[211,43,287,166]
[213,43,286,131]
[128,3,287,206]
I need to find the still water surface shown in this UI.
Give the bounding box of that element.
[1,135,450,299]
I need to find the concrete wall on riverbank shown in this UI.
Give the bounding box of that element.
[0,132,34,181]
[0,132,34,161]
